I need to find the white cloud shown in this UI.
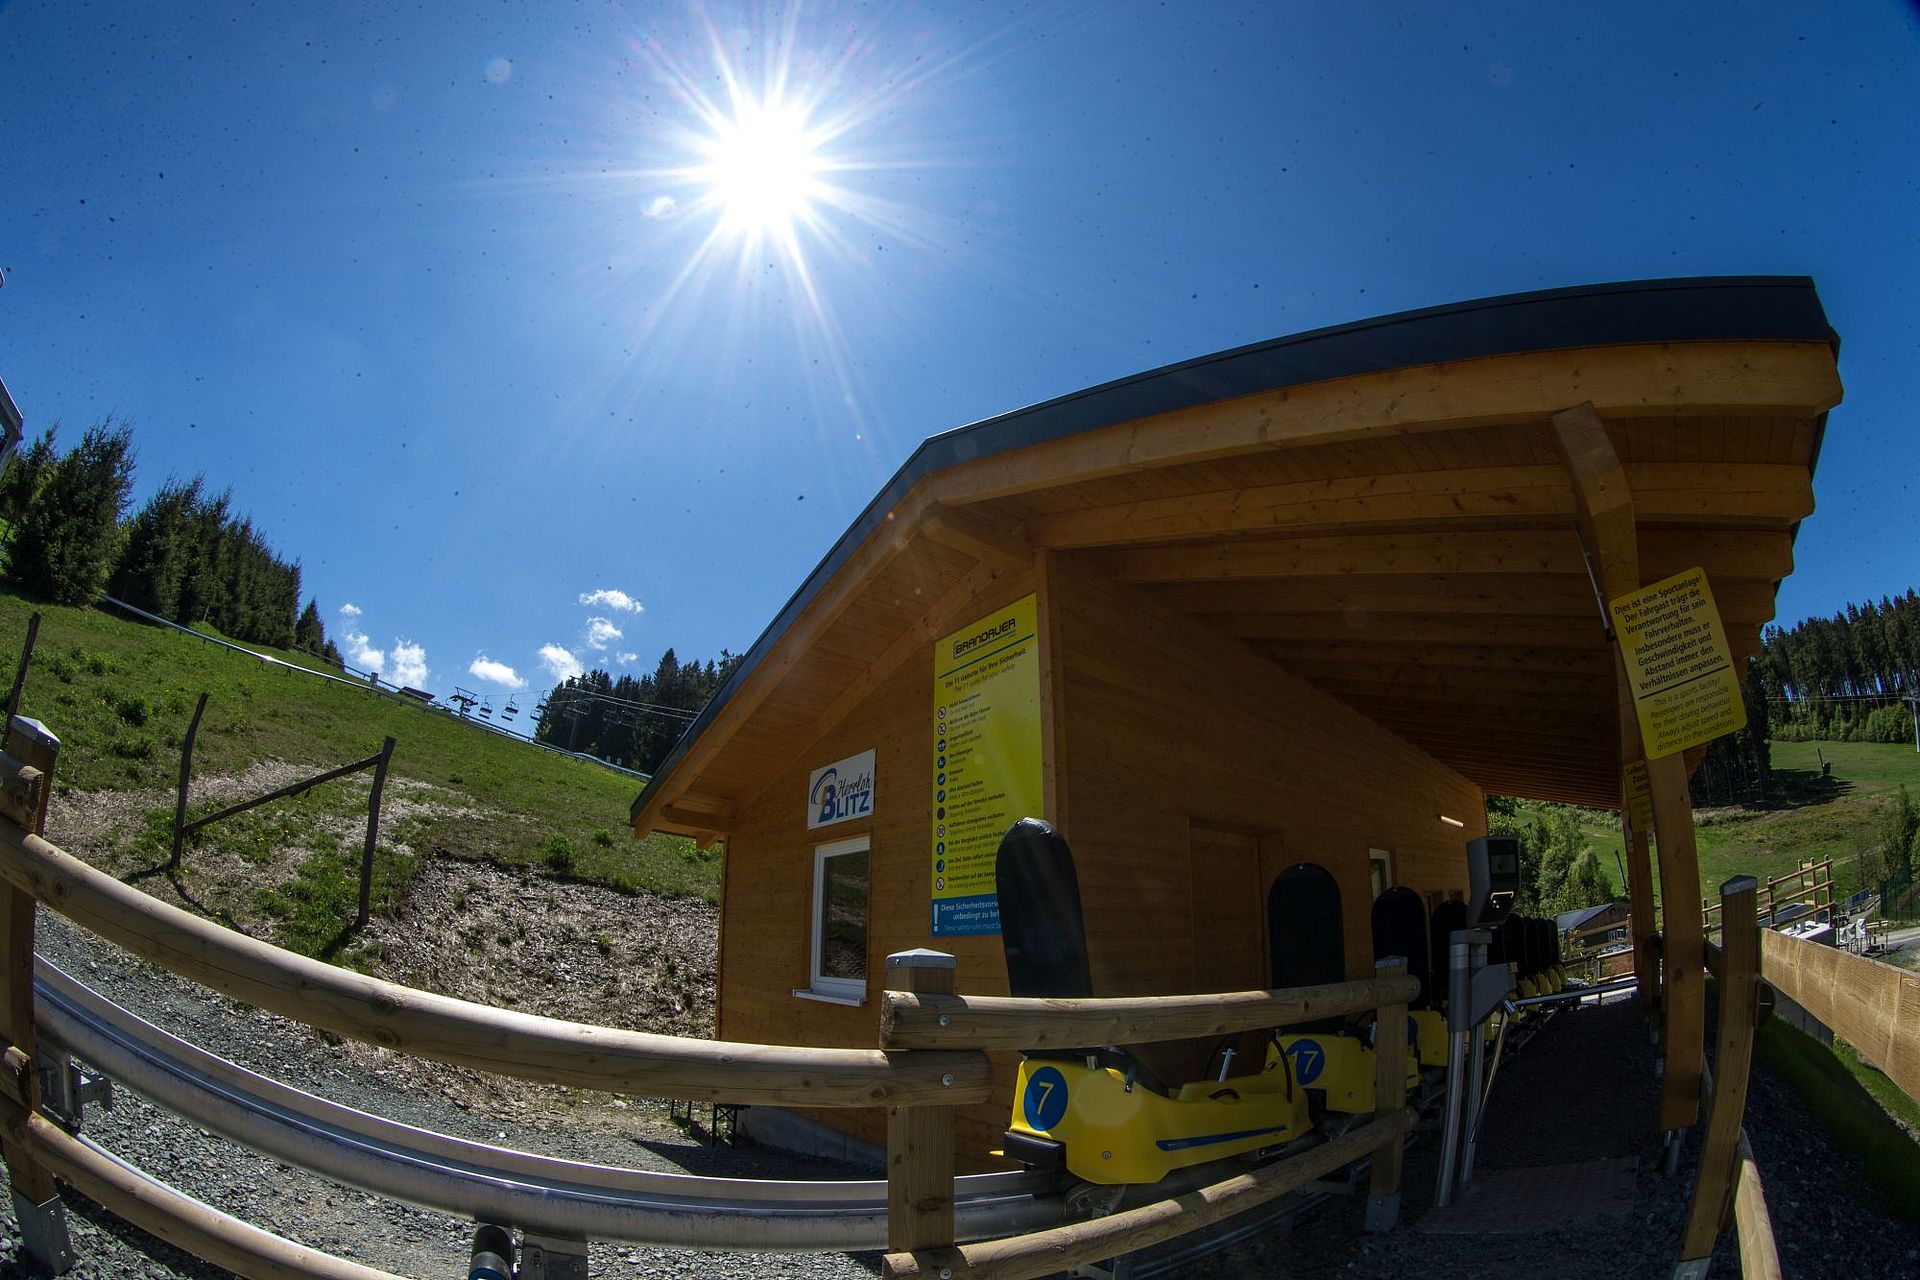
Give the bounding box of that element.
[578,588,644,614]
[642,195,676,220]
[333,602,429,688]
[340,627,384,672]
[468,655,526,690]
[614,651,638,666]
[388,640,429,689]
[584,616,623,650]
[539,644,583,682]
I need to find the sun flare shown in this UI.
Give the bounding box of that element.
[694,98,825,240]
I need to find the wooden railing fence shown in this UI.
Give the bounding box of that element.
[1701,858,1832,942]
[1676,876,1776,1279]
[0,741,1415,1280]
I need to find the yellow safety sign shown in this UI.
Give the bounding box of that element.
[931,594,1042,936]
[1609,567,1746,759]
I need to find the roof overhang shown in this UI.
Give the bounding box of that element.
[633,277,1841,836]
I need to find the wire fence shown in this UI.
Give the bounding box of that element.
[95,595,649,782]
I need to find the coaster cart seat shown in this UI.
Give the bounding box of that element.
[996,819,1313,1187]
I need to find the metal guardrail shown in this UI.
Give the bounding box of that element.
[33,958,1058,1251]
[94,595,650,782]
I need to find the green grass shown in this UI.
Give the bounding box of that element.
[1755,1016,1920,1221]
[1544,739,1920,907]
[0,590,715,926]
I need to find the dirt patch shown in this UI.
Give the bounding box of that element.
[43,764,718,1128]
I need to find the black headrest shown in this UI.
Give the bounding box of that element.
[995,818,1092,999]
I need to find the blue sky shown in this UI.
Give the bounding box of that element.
[1,1,1915,702]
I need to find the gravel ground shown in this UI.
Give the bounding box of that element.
[3,782,1917,1277]
[1158,993,1920,1279]
[11,966,1916,1280]
[0,911,885,1280]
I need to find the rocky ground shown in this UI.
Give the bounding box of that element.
[3,776,1919,1277]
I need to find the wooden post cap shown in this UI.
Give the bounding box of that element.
[887,950,957,971]
[3,718,59,753]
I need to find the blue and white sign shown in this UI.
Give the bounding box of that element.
[807,749,876,830]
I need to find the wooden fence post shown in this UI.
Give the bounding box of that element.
[1366,956,1408,1232]
[0,718,74,1271]
[884,949,957,1270]
[354,737,397,929]
[3,613,39,725]
[1675,875,1760,1276]
[170,692,209,871]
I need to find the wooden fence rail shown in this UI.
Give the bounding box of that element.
[880,973,1420,1050]
[882,1108,1416,1280]
[0,822,990,1107]
[0,763,1417,1279]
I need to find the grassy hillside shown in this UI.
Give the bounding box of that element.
[0,590,715,944]
[1529,739,1920,909]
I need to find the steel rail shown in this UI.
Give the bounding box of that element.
[1505,976,1639,1010]
[32,960,1059,1251]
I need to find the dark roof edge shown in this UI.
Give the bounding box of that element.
[633,275,1837,822]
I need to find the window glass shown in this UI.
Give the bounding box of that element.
[1369,848,1393,899]
[818,847,869,982]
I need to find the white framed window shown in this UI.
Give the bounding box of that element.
[801,835,870,1004]
[1369,848,1394,899]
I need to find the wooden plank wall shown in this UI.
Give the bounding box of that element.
[718,571,1037,1164]
[1052,561,1488,989]
[716,555,1486,1162]
[1762,929,1920,1106]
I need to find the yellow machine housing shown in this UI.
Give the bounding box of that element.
[1005,1053,1312,1186]
[1270,1030,1420,1114]
[1411,1009,1449,1068]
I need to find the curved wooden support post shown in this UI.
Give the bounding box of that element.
[1552,401,1706,1131]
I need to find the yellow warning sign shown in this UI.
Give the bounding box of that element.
[1609,567,1746,759]
[1623,760,1653,834]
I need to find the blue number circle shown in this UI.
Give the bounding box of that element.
[1023,1065,1070,1131]
[1285,1039,1325,1085]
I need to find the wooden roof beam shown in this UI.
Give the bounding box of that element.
[1313,682,1613,717]
[1030,462,1812,551]
[922,503,1034,571]
[936,340,1840,506]
[727,558,1025,819]
[1250,641,1613,677]
[1157,573,1779,621]
[1215,612,1609,649]
[1105,527,1796,585]
[1284,660,1612,697]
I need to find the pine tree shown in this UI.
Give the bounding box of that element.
[6,419,135,605]
[0,427,57,532]
[108,476,204,616]
[293,599,329,656]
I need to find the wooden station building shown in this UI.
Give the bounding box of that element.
[630,277,1842,1161]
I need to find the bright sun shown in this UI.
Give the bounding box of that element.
[693,98,824,240]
